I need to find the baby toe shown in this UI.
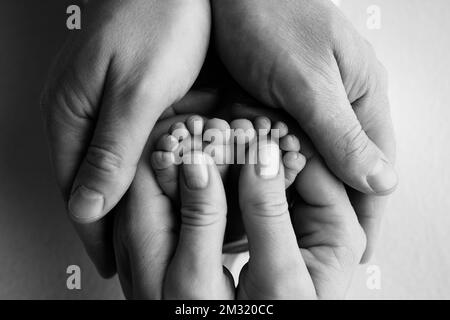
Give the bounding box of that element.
[203,118,232,179]
[272,121,289,140]
[280,134,301,152]
[231,119,256,145]
[283,152,306,188]
[204,118,231,145]
[151,151,179,200]
[186,115,205,136]
[283,152,306,172]
[254,116,271,136]
[156,134,179,152]
[170,122,190,141]
[151,151,176,170]
[177,135,203,158]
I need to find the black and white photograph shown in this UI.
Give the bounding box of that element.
[0,0,449,304]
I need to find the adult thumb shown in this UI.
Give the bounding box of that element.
[274,60,397,195]
[67,82,167,224]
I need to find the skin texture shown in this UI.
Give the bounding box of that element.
[113,103,365,299]
[113,114,235,299]
[41,0,211,276]
[212,0,397,261]
[231,102,365,299]
[42,0,397,280]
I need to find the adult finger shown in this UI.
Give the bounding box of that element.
[237,139,315,299]
[42,0,210,274]
[41,34,116,276]
[273,56,397,196]
[68,9,211,224]
[114,114,216,298]
[43,56,180,274]
[212,0,397,196]
[291,156,366,298]
[113,160,177,299]
[164,152,234,300]
[348,74,396,262]
[228,97,394,263]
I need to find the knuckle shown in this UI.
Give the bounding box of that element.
[44,71,93,128]
[246,194,289,218]
[337,124,370,167]
[85,144,125,175]
[296,73,341,127]
[58,68,93,119]
[181,203,225,228]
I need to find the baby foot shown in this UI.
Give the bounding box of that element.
[231,116,306,188]
[151,115,231,202]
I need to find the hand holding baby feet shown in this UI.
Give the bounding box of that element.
[151,114,307,253]
[116,103,365,299]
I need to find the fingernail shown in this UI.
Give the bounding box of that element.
[183,153,209,189]
[68,186,104,223]
[367,159,398,194]
[257,141,280,179]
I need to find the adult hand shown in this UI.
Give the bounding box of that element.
[113,116,234,299]
[212,0,397,261]
[114,110,365,299]
[41,0,211,276]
